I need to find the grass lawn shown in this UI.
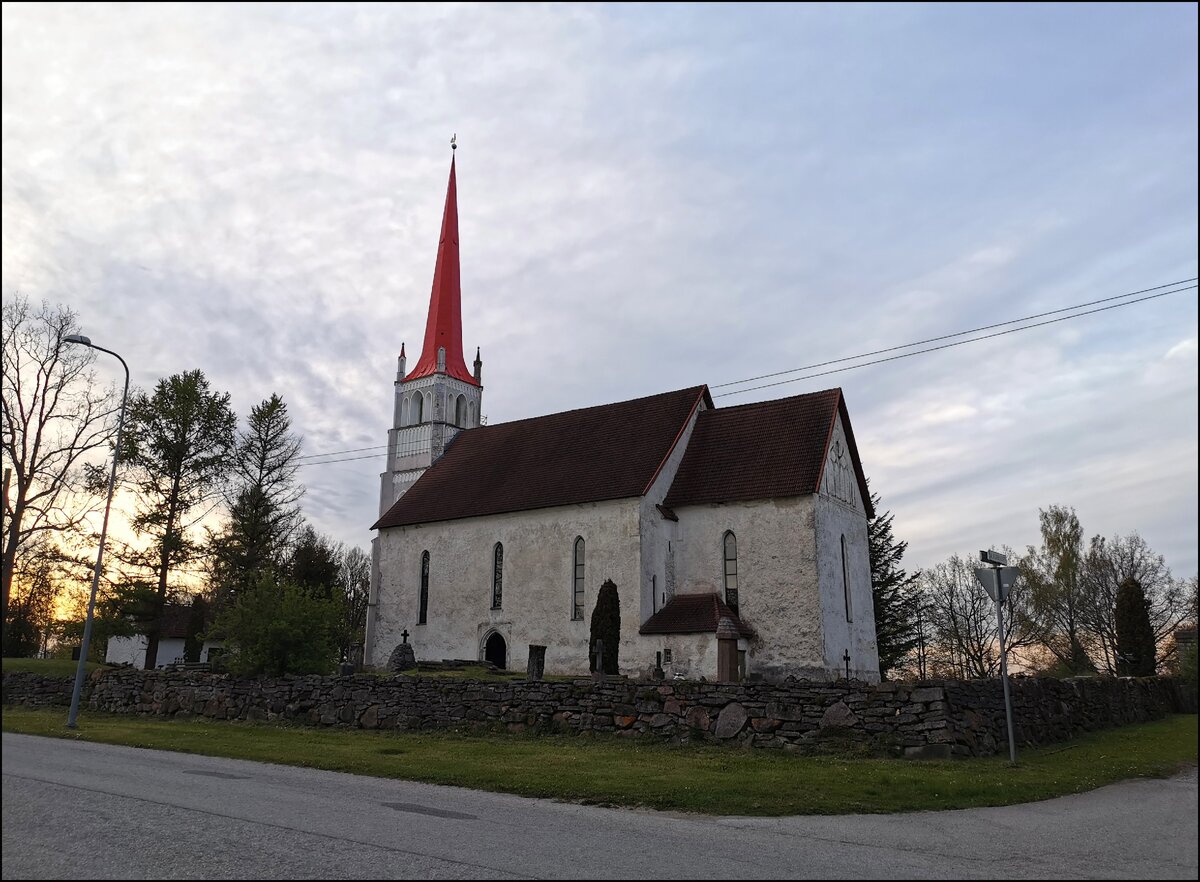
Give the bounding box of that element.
[3,706,1194,816]
[2,658,106,677]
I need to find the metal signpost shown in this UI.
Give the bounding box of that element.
[975,550,1019,764]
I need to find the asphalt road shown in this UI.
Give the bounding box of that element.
[2,732,1196,879]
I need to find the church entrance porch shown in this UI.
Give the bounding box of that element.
[484,632,507,669]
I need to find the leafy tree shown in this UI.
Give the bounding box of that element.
[120,370,236,668]
[1019,505,1094,675]
[589,578,620,675]
[2,295,118,652]
[3,537,71,657]
[208,394,303,602]
[287,525,341,600]
[867,489,920,679]
[208,574,339,676]
[1115,577,1157,676]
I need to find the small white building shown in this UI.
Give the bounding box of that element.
[104,604,222,669]
[364,151,880,683]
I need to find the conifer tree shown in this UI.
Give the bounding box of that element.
[589,579,620,675]
[120,370,236,668]
[208,394,303,603]
[1115,577,1157,676]
[868,490,920,679]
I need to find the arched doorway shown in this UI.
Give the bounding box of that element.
[484,632,507,669]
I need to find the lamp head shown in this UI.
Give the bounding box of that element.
[62,334,92,347]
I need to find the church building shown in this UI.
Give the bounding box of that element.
[365,150,880,683]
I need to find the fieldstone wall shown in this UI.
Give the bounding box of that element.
[1,673,77,709]
[2,668,1187,757]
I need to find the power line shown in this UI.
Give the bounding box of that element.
[291,277,1195,466]
[296,443,386,461]
[711,277,1197,390]
[712,284,1195,399]
[297,451,390,467]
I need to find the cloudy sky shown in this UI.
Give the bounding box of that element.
[3,3,1197,577]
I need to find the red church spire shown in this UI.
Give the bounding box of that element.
[406,144,478,386]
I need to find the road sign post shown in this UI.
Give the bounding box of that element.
[976,551,1019,764]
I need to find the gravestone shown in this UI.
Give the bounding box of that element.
[387,642,417,673]
[527,645,546,681]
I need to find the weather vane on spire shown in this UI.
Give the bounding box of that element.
[451,133,457,151]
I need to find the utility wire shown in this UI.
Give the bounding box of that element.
[296,443,386,461]
[293,277,1196,465]
[710,277,1197,390]
[298,451,391,467]
[712,284,1195,399]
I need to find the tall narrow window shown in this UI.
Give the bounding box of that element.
[492,543,503,609]
[455,394,467,427]
[723,531,739,615]
[418,551,430,625]
[572,537,585,620]
[841,535,853,622]
[413,393,424,425]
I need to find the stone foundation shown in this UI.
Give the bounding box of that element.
[2,669,1188,757]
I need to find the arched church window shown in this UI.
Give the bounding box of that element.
[400,396,409,427]
[492,543,503,609]
[413,393,424,425]
[572,537,585,620]
[841,535,853,623]
[418,551,430,625]
[455,394,467,427]
[723,531,739,615]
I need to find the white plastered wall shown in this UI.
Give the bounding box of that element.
[371,499,644,676]
[671,497,827,680]
[103,636,218,669]
[814,411,880,682]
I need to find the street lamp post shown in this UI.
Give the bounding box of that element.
[63,334,129,729]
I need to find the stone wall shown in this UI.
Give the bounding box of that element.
[2,669,1187,757]
[2,673,78,708]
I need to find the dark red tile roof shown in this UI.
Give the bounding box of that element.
[374,386,709,529]
[639,592,754,637]
[157,604,193,639]
[663,388,873,517]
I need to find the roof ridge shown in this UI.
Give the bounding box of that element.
[478,385,708,432]
[702,387,842,415]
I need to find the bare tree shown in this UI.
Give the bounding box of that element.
[338,545,370,662]
[1081,532,1192,673]
[919,550,1035,679]
[2,295,117,652]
